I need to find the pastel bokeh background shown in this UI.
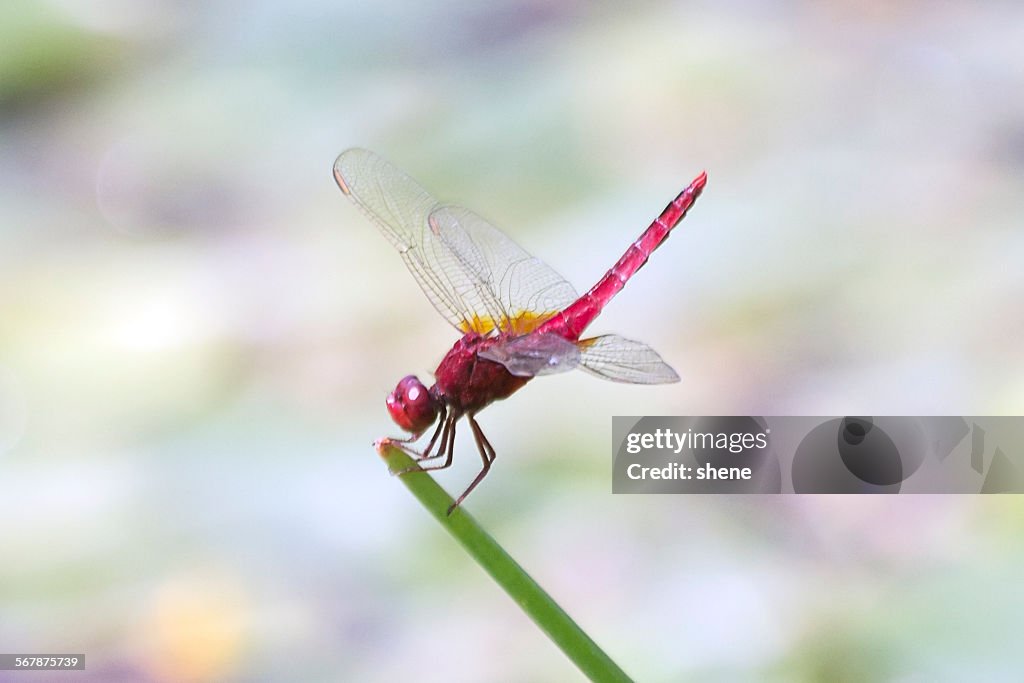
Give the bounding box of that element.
[2,1,1023,681]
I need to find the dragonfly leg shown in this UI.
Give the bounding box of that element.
[388,405,447,461]
[447,414,496,515]
[412,404,448,462]
[388,430,426,446]
[395,413,458,476]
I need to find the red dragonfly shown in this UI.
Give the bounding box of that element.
[334,149,706,513]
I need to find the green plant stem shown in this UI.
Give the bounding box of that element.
[377,439,632,683]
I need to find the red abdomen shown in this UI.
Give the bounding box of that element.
[537,170,707,340]
[433,334,530,414]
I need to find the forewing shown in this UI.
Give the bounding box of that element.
[478,333,581,377]
[577,334,680,384]
[333,149,479,332]
[429,205,578,335]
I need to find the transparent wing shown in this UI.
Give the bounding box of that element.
[334,148,476,332]
[478,333,581,377]
[335,148,479,331]
[428,206,579,335]
[577,334,680,384]
[334,149,579,336]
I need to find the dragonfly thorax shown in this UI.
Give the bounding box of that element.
[386,374,440,434]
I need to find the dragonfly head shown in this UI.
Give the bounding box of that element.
[386,375,439,434]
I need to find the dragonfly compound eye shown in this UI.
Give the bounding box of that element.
[386,375,438,434]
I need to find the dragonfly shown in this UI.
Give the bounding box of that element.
[334,149,707,513]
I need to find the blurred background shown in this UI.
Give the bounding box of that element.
[2,1,1023,681]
